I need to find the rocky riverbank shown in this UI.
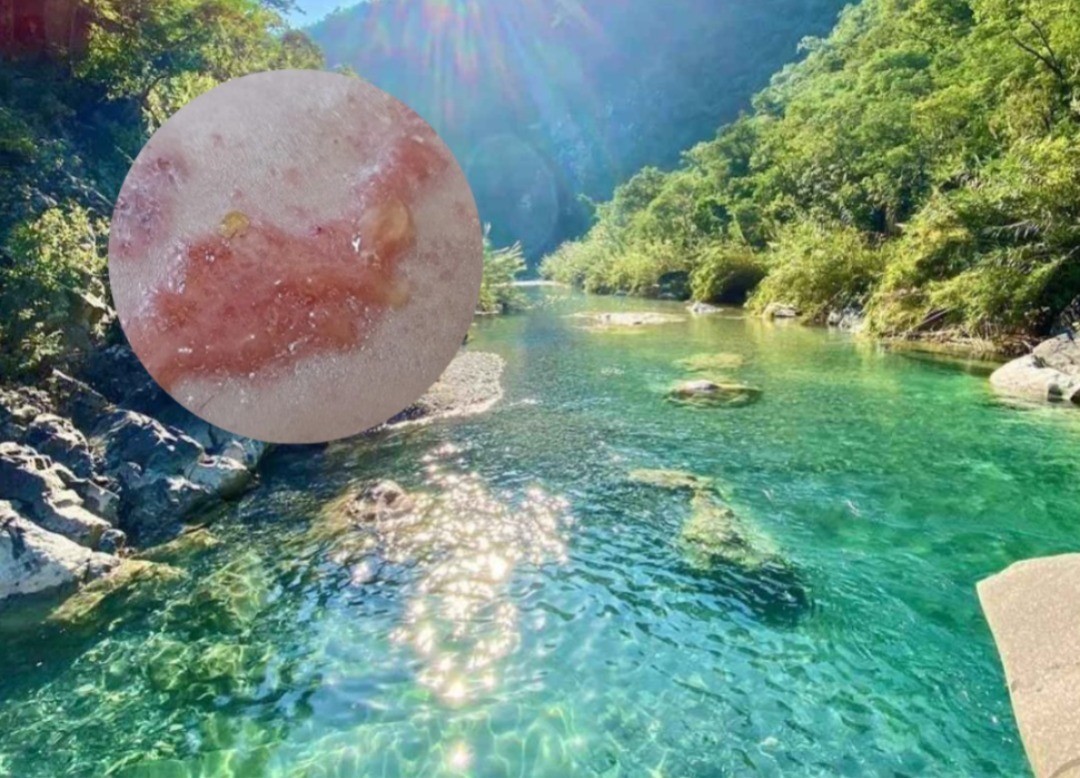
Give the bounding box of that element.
[1,345,506,612]
[990,333,1080,405]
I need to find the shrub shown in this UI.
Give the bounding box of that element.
[749,221,884,321]
[478,232,527,314]
[0,204,111,375]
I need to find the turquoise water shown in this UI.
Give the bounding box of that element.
[4,288,1080,776]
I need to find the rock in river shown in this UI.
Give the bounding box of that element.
[990,333,1080,404]
[628,468,714,492]
[681,492,782,571]
[569,311,686,330]
[762,302,798,320]
[668,379,762,407]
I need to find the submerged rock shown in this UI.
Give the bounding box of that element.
[668,379,762,407]
[674,352,746,372]
[345,480,414,523]
[136,527,220,564]
[990,334,1080,404]
[628,468,713,492]
[0,500,119,604]
[569,311,686,330]
[120,475,212,545]
[681,492,782,571]
[45,558,185,629]
[688,301,722,315]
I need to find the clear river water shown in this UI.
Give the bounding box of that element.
[4,288,1079,777]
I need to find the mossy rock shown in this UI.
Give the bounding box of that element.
[680,492,781,572]
[628,468,713,492]
[47,559,186,629]
[667,379,762,407]
[135,527,220,564]
[674,352,746,372]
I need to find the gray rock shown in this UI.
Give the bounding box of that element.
[97,409,204,476]
[30,490,114,549]
[0,442,121,549]
[185,456,252,500]
[762,302,798,320]
[688,301,722,315]
[0,501,119,604]
[120,476,211,545]
[71,479,120,523]
[49,370,114,433]
[0,440,67,504]
[0,386,50,440]
[218,437,268,469]
[826,308,865,332]
[990,334,1080,404]
[346,480,414,522]
[25,413,96,477]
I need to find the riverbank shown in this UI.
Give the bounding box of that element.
[0,344,506,614]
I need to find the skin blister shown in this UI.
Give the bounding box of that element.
[109,70,483,443]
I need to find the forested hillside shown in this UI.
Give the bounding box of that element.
[309,0,850,257]
[542,0,1080,351]
[0,0,322,376]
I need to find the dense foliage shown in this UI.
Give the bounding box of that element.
[477,229,528,315]
[542,0,1080,349]
[310,0,849,259]
[0,0,322,376]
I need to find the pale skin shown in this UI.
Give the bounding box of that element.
[109,70,483,444]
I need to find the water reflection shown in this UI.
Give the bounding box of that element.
[344,443,571,704]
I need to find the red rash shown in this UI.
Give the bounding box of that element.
[120,131,450,392]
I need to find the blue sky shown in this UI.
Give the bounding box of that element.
[286,0,359,26]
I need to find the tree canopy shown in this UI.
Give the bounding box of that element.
[542,0,1080,350]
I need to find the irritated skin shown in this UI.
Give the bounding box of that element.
[108,71,483,443]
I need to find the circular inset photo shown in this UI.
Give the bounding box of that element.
[109,69,483,444]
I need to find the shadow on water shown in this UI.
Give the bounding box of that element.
[672,557,813,628]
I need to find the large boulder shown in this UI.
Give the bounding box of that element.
[990,334,1080,404]
[120,475,212,545]
[97,409,204,477]
[0,501,119,604]
[25,413,96,477]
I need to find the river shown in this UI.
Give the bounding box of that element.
[4,287,1077,776]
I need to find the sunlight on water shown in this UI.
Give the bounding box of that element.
[372,443,571,705]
